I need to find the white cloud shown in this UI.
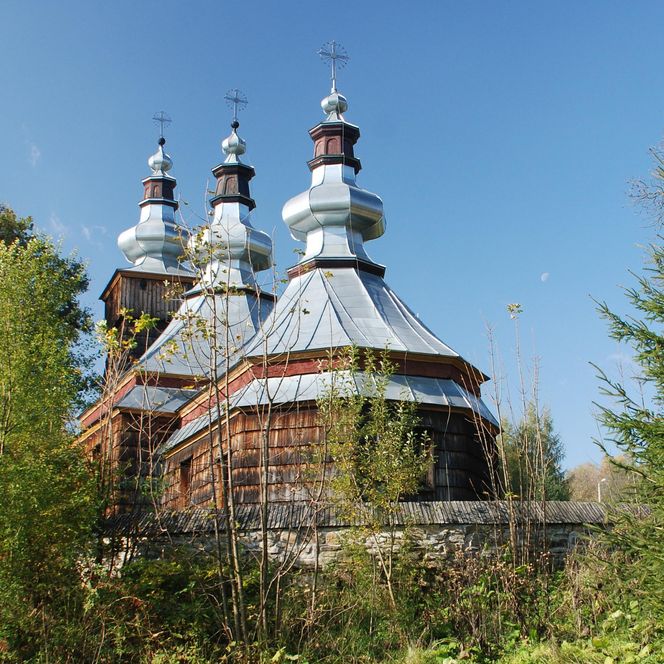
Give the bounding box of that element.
[28,143,41,167]
[21,124,41,168]
[540,272,550,283]
[80,224,107,246]
[49,213,67,237]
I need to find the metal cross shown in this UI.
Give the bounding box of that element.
[152,111,172,138]
[318,40,349,92]
[224,88,248,122]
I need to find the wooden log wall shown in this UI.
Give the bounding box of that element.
[417,412,495,500]
[104,274,184,326]
[161,406,495,510]
[84,410,180,515]
[103,272,195,361]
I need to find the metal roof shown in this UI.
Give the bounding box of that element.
[160,371,497,455]
[119,263,193,277]
[115,385,198,414]
[264,88,463,362]
[229,373,497,425]
[244,267,460,359]
[138,290,274,377]
[160,410,212,453]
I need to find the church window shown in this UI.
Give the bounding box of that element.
[326,137,340,154]
[179,456,192,504]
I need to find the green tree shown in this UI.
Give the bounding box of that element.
[0,233,96,658]
[318,347,432,608]
[500,404,570,501]
[595,233,664,619]
[321,347,432,515]
[0,204,33,247]
[0,205,90,337]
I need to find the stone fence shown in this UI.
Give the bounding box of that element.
[106,500,619,568]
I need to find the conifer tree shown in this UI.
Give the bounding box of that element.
[595,234,664,617]
[500,404,570,501]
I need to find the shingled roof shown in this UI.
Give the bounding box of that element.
[105,501,613,537]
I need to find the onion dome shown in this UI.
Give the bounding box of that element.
[117,138,191,274]
[221,120,246,161]
[188,119,272,291]
[321,91,348,121]
[282,86,386,276]
[147,138,173,174]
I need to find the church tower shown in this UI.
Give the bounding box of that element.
[100,137,195,358]
[140,103,276,509]
[137,98,275,381]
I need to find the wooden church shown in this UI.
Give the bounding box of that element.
[78,61,499,516]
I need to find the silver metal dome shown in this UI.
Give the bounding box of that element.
[147,141,173,175]
[282,91,385,265]
[188,207,272,289]
[117,140,191,275]
[321,91,348,121]
[189,122,272,290]
[135,118,275,378]
[221,126,246,162]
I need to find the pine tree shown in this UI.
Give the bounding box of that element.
[500,404,570,501]
[595,234,664,617]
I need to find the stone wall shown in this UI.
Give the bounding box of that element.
[236,522,593,569]
[110,501,607,569]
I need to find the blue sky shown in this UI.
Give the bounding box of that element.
[1,1,662,469]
